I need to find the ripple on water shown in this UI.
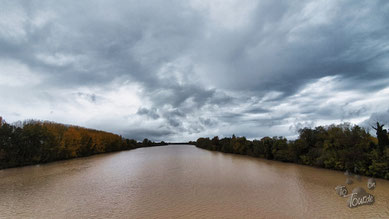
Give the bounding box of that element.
[0,145,388,218]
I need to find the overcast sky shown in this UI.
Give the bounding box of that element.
[1,0,389,141]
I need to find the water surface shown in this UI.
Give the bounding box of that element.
[1,145,388,218]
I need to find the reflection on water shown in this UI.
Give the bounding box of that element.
[1,145,389,218]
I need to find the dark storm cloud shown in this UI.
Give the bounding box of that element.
[193,0,389,95]
[244,108,270,114]
[1,0,389,141]
[124,128,175,141]
[0,0,204,87]
[137,107,160,120]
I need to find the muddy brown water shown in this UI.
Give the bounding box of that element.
[1,145,388,218]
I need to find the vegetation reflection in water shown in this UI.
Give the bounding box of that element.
[195,122,389,180]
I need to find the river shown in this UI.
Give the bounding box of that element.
[0,145,388,218]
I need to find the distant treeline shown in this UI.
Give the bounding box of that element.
[0,117,167,169]
[196,123,389,180]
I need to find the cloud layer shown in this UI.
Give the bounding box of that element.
[1,0,389,141]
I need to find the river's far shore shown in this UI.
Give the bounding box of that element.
[195,124,389,181]
[197,145,389,183]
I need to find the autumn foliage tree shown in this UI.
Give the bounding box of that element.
[0,118,144,169]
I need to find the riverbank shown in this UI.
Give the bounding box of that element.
[0,118,167,170]
[195,123,389,180]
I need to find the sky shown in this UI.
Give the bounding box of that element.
[1,0,389,142]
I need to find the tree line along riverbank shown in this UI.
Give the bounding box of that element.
[0,117,167,169]
[195,122,389,180]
